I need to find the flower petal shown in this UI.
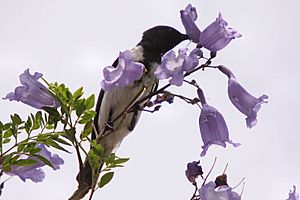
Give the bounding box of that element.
[228,77,268,128]
[200,13,241,52]
[101,50,145,91]
[180,4,201,43]
[287,185,299,200]
[5,144,64,183]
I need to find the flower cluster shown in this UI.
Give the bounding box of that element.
[180,4,241,52]
[153,3,267,155]
[155,48,202,86]
[185,161,241,200]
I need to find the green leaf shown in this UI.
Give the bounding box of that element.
[81,120,93,139]
[65,128,76,142]
[23,142,37,153]
[11,114,23,125]
[114,158,130,165]
[73,87,84,100]
[90,140,104,156]
[31,113,41,130]
[36,111,44,124]
[3,123,11,130]
[13,159,37,166]
[74,99,85,117]
[3,138,11,144]
[17,143,26,152]
[98,172,114,188]
[78,110,96,124]
[43,107,61,122]
[33,154,54,168]
[29,147,42,155]
[45,140,70,153]
[3,129,12,138]
[45,124,54,130]
[85,94,95,110]
[25,116,32,133]
[52,137,72,146]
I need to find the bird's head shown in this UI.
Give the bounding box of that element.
[139,25,189,60]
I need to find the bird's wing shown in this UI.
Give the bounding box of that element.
[92,58,118,140]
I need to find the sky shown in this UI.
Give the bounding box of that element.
[0,0,299,199]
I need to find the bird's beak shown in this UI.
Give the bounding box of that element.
[181,34,190,41]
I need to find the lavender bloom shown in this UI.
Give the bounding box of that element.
[199,13,241,52]
[180,4,201,43]
[198,89,240,157]
[101,50,144,91]
[218,66,268,128]
[287,186,299,200]
[3,69,60,109]
[185,161,203,183]
[199,181,241,200]
[154,48,201,86]
[6,144,64,183]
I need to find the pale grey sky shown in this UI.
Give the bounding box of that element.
[0,0,299,199]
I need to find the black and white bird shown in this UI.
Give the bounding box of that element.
[69,25,189,200]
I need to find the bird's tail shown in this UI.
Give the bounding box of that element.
[69,161,103,200]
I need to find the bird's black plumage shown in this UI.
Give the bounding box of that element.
[69,25,189,200]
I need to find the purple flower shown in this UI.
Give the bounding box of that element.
[3,69,60,109]
[198,88,240,157]
[199,181,241,200]
[287,186,299,200]
[154,48,201,86]
[199,13,241,52]
[101,50,144,91]
[180,4,201,43]
[5,144,64,183]
[218,66,268,128]
[185,160,203,183]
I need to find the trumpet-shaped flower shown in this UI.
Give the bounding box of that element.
[185,161,203,183]
[5,144,64,183]
[199,181,241,200]
[218,65,268,128]
[198,88,240,156]
[180,4,201,43]
[101,50,144,91]
[199,13,241,52]
[155,48,201,86]
[4,69,60,109]
[287,186,299,200]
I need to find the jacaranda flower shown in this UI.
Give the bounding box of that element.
[180,3,201,43]
[199,181,241,200]
[185,160,203,183]
[4,69,60,109]
[218,65,268,128]
[198,88,240,157]
[199,13,241,52]
[5,144,64,183]
[155,48,201,86]
[287,186,299,200]
[101,50,144,91]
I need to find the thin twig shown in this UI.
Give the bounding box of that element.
[202,157,217,186]
[190,182,198,200]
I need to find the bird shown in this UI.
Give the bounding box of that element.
[69,25,189,200]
